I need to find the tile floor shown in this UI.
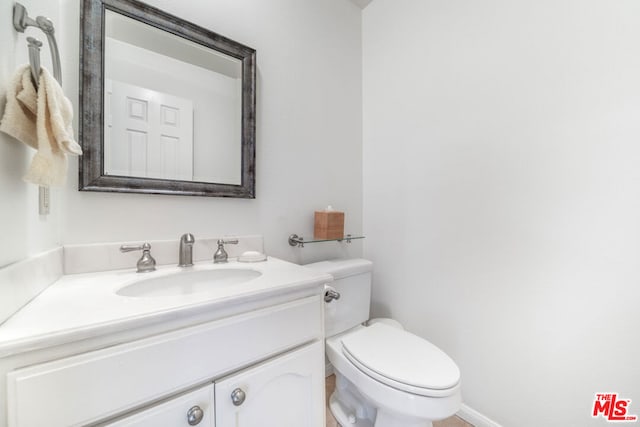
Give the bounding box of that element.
[325,375,473,427]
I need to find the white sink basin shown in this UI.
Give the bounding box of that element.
[117,268,262,297]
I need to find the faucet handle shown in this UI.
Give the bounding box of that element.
[120,243,156,273]
[213,239,239,263]
[120,243,148,252]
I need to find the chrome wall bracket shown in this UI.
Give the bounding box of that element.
[288,233,364,248]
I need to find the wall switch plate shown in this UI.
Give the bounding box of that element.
[39,186,50,215]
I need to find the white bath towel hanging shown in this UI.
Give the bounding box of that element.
[0,64,82,186]
[0,65,38,149]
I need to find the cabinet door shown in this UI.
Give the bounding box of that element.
[215,341,324,427]
[104,384,213,427]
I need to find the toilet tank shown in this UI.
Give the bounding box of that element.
[304,259,373,337]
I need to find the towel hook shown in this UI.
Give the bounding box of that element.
[12,2,62,86]
[12,2,63,215]
[26,37,42,88]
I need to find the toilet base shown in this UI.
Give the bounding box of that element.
[329,391,373,427]
[329,372,435,427]
[329,373,375,426]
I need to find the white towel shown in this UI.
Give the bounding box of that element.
[0,65,82,186]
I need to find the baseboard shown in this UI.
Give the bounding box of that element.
[457,404,502,427]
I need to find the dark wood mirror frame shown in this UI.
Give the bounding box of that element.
[79,0,256,198]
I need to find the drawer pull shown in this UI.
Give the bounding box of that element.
[187,405,204,425]
[231,388,246,406]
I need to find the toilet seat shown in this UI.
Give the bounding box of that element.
[340,323,460,397]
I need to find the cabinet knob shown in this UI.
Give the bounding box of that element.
[231,388,246,406]
[187,405,204,425]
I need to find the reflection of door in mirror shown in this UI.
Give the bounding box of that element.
[104,9,242,185]
[105,79,194,181]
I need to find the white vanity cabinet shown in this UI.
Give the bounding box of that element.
[1,294,325,427]
[215,341,324,427]
[103,341,325,427]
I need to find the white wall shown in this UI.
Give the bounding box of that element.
[363,1,640,426]
[0,0,62,268]
[48,0,363,265]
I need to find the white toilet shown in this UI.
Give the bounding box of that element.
[305,259,461,427]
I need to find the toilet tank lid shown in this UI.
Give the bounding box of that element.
[304,259,372,279]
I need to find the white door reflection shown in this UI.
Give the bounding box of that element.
[105,79,194,181]
[104,10,242,185]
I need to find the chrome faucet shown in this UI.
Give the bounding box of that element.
[214,239,239,263]
[120,243,156,273]
[178,233,195,267]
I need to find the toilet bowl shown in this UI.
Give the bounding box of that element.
[305,259,461,427]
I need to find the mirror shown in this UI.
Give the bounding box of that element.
[79,0,256,197]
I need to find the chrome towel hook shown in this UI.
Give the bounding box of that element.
[11,2,64,215]
[12,2,62,87]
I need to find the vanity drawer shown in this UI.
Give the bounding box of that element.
[6,295,322,427]
[105,384,214,427]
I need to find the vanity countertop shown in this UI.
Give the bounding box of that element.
[0,257,331,357]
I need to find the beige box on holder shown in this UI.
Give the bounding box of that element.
[314,207,345,240]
